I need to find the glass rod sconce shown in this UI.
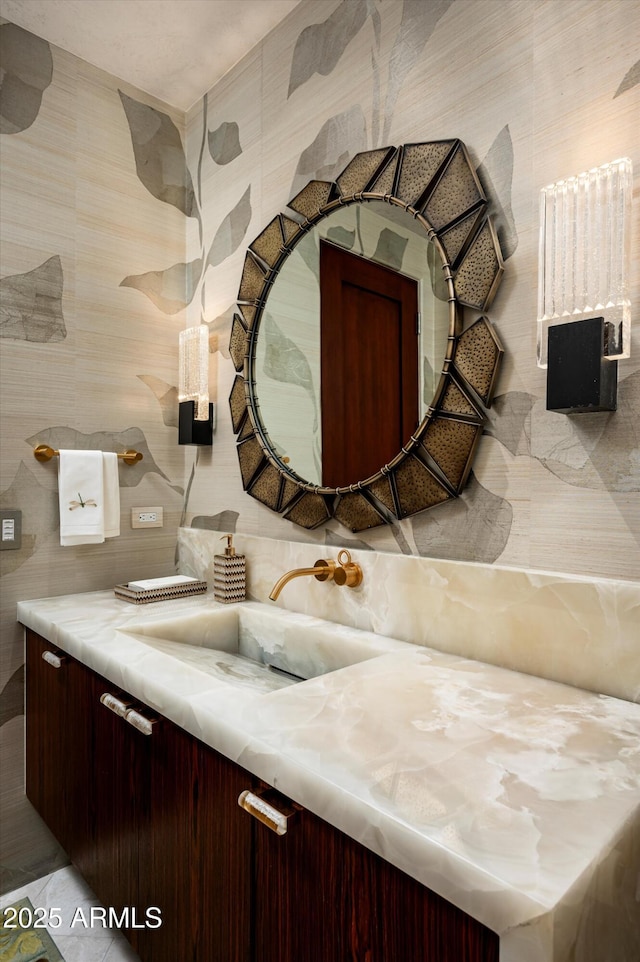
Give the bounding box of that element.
[538,157,632,413]
[178,325,214,445]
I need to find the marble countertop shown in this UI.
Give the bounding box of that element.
[18,591,640,962]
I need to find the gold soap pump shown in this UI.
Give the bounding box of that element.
[213,534,246,604]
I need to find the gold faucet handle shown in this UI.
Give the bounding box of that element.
[313,559,336,582]
[334,550,363,588]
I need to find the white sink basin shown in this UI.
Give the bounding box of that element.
[119,602,412,691]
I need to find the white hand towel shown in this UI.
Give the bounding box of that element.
[102,452,120,539]
[59,450,105,545]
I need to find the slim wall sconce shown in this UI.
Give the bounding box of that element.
[537,157,632,413]
[178,325,214,445]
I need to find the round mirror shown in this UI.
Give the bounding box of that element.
[229,141,505,532]
[254,201,450,486]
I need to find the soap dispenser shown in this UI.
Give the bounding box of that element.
[213,534,246,604]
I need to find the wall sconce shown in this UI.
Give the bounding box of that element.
[178,325,214,445]
[537,157,632,414]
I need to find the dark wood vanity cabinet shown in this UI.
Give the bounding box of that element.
[25,632,94,865]
[25,629,252,962]
[253,791,498,962]
[25,628,498,962]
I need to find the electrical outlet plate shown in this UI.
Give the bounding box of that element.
[131,506,163,529]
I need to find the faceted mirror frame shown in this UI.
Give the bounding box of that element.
[229,140,504,532]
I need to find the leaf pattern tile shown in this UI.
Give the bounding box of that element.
[118,90,196,218]
[0,257,66,342]
[208,120,242,164]
[0,23,52,134]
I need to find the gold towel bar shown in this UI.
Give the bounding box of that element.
[34,444,143,465]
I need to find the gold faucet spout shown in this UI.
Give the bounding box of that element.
[268,560,335,601]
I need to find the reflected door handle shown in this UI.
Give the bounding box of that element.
[238,789,298,835]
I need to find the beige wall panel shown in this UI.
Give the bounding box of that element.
[183,0,638,581]
[0,45,77,258]
[529,458,640,580]
[1,22,189,890]
[185,46,263,332]
[384,0,537,403]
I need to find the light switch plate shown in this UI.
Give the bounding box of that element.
[1,509,22,550]
[131,506,163,529]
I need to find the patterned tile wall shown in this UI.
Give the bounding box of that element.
[182,0,640,578]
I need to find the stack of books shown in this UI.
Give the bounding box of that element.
[114,575,208,604]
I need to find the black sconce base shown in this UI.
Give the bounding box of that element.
[546,317,617,414]
[179,401,214,445]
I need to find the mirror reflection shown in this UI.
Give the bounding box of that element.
[253,201,450,487]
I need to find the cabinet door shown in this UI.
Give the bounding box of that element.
[139,730,253,962]
[88,679,253,962]
[86,681,158,952]
[25,630,93,862]
[250,788,499,962]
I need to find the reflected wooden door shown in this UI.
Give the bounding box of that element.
[320,241,419,488]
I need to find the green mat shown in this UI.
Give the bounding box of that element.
[0,896,65,962]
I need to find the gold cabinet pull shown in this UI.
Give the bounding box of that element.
[124,708,155,736]
[42,650,67,669]
[99,692,132,718]
[238,789,297,836]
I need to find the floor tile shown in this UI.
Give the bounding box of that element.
[53,934,113,962]
[0,865,142,962]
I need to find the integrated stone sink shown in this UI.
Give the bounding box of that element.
[119,602,412,693]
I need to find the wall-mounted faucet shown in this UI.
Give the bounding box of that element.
[269,550,362,601]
